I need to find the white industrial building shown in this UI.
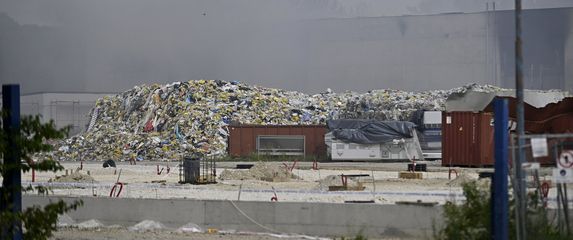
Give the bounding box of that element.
[1,92,115,136]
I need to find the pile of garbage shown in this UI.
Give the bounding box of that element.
[46,80,504,161]
[219,162,298,182]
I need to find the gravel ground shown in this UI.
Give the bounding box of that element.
[21,161,473,204]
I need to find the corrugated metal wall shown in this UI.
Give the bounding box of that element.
[444,97,573,167]
[228,125,328,158]
[3,3,571,94]
[442,112,494,167]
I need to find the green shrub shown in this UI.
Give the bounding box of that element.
[433,180,570,240]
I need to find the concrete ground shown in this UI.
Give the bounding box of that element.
[50,228,416,240]
[20,160,570,240]
[51,228,326,240]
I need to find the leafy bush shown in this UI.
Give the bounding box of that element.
[433,181,491,240]
[434,180,570,240]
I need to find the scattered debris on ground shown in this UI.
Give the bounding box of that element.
[50,171,96,183]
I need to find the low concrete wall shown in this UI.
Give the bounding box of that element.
[24,196,442,238]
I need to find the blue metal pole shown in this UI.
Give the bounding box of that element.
[493,97,509,240]
[1,84,22,240]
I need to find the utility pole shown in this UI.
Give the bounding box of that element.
[493,2,498,87]
[514,0,527,239]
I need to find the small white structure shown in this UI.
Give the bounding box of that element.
[325,120,424,161]
[419,111,442,160]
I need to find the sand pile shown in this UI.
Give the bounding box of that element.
[57,214,76,227]
[219,162,297,182]
[176,223,203,233]
[316,175,360,190]
[50,171,95,183]
[75,219,104,229]
[447,172,477,187]
[129,220,166,232]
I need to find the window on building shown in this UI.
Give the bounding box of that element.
[257,135,305,156]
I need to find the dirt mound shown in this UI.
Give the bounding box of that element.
[447,172,477,187]
[57,214,76,227]
[176,223,203,233]
[219,162,297,182]
[129,220,165,232]
[50,171,95,183]
[75,219,104,229]
[316,175,360,191]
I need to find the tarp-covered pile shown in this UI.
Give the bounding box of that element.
[47,80,503,161]
[327,120,416,144]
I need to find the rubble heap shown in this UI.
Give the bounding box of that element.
[48,80,503,161]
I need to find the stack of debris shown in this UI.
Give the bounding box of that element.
[45,80,504,161]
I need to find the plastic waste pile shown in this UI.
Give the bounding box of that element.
[47,80,503,161]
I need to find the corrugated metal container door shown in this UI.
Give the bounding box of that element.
[478,113,494,166]
[443,112,472,166]
[442,112,495,167]
[228,126,241,156]
[309,127,328,158]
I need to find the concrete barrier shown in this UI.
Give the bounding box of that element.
[23,195,442,238]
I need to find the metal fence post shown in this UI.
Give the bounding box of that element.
[493,97,509,240]
[1,84,23,240]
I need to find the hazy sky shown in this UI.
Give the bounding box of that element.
[1,0,572,94]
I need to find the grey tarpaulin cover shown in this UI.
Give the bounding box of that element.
[327,119,416,144]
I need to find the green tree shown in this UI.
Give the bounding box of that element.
[1,115,82,239]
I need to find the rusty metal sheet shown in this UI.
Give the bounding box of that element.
[484,97,573,133]
[445,97,573,167]
[228,125,328,157]
[478,113,494,166]
[442,112,494,167]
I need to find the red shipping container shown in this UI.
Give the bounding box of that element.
[228,125,328,158]
[442,112,494,167]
